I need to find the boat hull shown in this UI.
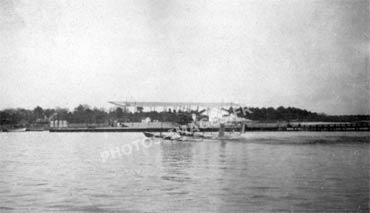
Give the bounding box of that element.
[5,128,27,132]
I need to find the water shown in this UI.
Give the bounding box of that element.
[0,132,369,212]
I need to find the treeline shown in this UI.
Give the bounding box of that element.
[0,105,368,127]
[244,107,370,122]
[0,105,193,126]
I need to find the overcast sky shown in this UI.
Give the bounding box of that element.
[0,0,369,114]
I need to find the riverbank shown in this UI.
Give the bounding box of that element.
[48,122,370,132]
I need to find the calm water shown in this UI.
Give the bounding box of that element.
[0,132,369,212]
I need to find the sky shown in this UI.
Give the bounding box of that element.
[0,0,369,115]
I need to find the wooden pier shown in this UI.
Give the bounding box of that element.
[284,123,370,132]
[244,122,370,132]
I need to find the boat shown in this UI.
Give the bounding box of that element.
[143,132,156,138]
[143,130,215,141]
[143,132,182,140]
[5,128,27,132]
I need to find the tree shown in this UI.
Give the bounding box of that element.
[33,106,44,120]
[116,108,123,118]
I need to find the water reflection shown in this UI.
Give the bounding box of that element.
[160,142,193,190]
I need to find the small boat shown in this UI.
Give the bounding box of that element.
[143,132,158,138]
[5,128,27,132]
[143,132,182,140]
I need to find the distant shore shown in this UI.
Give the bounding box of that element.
[1,104,369,132]
[15,121,369,132]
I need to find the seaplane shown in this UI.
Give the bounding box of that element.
[109,101,254,141]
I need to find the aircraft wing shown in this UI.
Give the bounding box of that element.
[109,101,242,108]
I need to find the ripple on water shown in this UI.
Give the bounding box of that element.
[0,132,368,212]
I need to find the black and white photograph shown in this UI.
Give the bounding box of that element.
[0,0,369,212]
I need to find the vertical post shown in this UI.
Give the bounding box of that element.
[241,123,245,134]
[218,123,225,137]
[160,112,163,136]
